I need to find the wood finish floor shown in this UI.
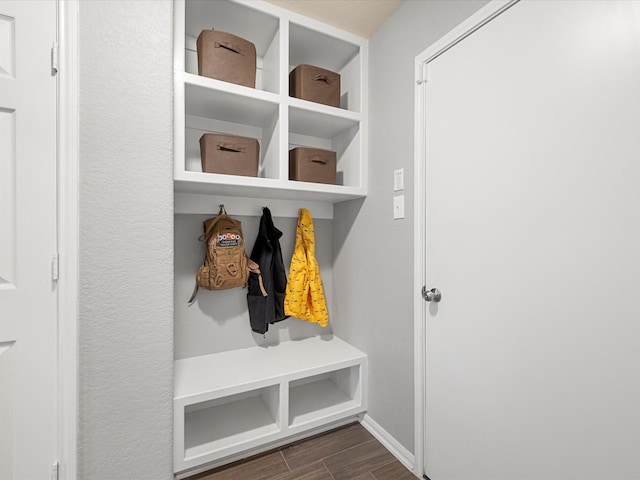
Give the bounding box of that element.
[187,423,417,480]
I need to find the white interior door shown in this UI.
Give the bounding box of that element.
[421,1,640,478]
[0,1,58,478]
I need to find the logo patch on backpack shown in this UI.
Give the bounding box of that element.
[218,233,240,247]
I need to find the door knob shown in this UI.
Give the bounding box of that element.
[422,286,442,303]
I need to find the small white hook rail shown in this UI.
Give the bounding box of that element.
[175,193,334,219]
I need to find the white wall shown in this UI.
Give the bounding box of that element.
[78,2,174,478]
[332,0,489,454]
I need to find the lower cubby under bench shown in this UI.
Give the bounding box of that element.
[173,335,368,474]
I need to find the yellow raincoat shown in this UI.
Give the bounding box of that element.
[284,208,329,327]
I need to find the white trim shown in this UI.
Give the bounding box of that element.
[174,193,334,219]
[57,1,79,478]
[412,1,519,477]
[412,59,426,479]
[414,0,518,66]
[360,415,415,474]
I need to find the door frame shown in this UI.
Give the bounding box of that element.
[57,1,79,478]
[411,1,518,476]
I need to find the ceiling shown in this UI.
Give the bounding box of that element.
[266,0,404,38]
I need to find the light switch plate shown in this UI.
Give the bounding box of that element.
[393,195,405,219]
[394,168,404,191]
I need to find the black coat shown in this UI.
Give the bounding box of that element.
[247,207,288,334]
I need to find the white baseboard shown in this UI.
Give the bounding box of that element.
[360,414,415,473]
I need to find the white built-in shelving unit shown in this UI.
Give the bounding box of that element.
[173,0,369,475]
[174,336,367,473]
[174,0,368,210]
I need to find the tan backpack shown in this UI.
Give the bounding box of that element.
[188,207,266,305]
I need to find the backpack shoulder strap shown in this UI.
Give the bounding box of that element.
[187,283,199,306]
[248,258,268,297]
[189,207,226,305]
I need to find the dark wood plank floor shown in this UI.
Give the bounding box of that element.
[187,423,418,480]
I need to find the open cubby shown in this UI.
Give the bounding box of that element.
[182,81,280,179]
[288,105,361,188]
[184,386,280,460]
[183,0,280,93]
[289,22,362,113]
[289,366,362,428]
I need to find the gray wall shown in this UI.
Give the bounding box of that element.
[174,215,333,359]
[78,1,174,478]
[332,0,489,454]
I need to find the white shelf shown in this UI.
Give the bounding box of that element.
[175,336,365,402]
[183,72,280,125]
[174,173,366,203]
[289,100,361,138]
[174,336,367,473]
[174,0,368,211]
